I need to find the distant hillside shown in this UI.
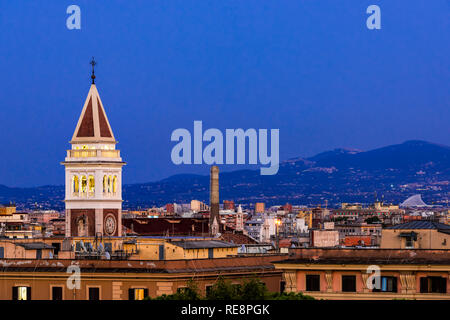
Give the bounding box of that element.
[1,140,449,210]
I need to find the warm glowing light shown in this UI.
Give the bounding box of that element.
[81,175,87,193]
[18,287,28,300]
[88,175,95,193]
[112,176,117,193]
[73,176,79,193]
[134,289,144,300]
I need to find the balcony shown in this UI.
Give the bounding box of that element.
[103,192,118,198]
[72,192,95,198]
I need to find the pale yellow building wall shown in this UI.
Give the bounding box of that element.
[0,241,53,259]
[0,206,16,215]
[130,242,237,260]
[69,236,237,260]
[381,229,450,249]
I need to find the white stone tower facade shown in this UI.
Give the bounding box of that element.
[62,83,125,237]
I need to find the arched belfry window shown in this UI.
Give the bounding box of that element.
[81,175,87,193]
[113,176,118,193]
[73,176,79,193]
[88,175,95,193]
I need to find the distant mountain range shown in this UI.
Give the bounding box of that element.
[1,140,449,210]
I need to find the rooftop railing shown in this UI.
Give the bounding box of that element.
[67,149,120,158]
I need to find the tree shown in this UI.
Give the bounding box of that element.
[151,279,201,300]
[239,278,268,300]
[149,277,315,300]
[268,292,315,300]
[206,277,239,300]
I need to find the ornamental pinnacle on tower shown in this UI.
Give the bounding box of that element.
[62,58,126,238]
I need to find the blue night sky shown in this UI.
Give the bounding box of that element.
[0,1,449,187]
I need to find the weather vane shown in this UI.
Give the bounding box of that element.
[90,57,97,84]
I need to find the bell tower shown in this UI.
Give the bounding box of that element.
[62,59,125,237]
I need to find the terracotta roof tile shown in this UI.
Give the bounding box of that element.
[76,97,94,137]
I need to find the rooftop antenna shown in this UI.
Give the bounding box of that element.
[90,57,96,84]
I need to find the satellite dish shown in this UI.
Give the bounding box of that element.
[105,251,111,260]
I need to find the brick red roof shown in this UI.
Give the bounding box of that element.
[77,97,94,137]
[122,218,224,236]
[276,248,450,265]
[220,232,258,245]
[0,255,286,274]
[98,98,112,137]
[71,85,116,143]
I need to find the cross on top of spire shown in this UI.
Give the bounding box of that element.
[90,57,97,84]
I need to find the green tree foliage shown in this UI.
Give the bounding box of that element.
[206,277,240,300]
[151,279,201,300]
[267,292,315,300]
[239,278,268,300]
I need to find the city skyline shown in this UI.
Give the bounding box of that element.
[0,0,449,308]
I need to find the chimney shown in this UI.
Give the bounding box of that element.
[210,166,220,235]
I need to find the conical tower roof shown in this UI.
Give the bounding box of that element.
[71,84,116,144]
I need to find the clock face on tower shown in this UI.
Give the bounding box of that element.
[104,214,117,236]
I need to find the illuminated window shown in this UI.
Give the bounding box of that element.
[103,175,107,193]
[88,175,95,193]
[19,287,27,300]
[12,286,30,300]
[81,175,87,193]
[73,176,79,193]
[108,175,112,193]
[113,176,117,193]
[82,145,88,149]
